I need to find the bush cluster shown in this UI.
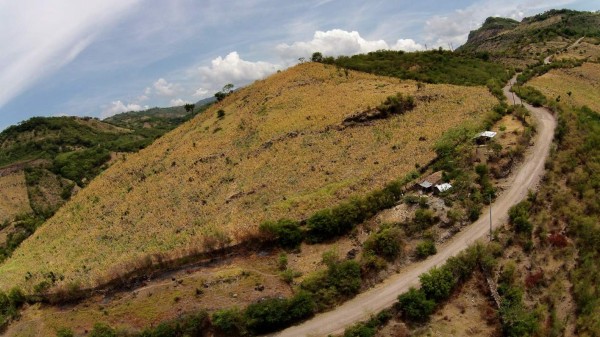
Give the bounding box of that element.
[508,201,533,235]
[0,287,26,327]
[396,244,497,322]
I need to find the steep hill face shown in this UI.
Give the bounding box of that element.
[0,62,498,291]
[459,9,600,67]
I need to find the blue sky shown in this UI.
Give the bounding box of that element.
[0,0,597,131]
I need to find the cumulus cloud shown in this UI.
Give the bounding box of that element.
[276,29,423,60]
[101,100,147,118]
[391,39,424,52]
[153,78,178,96]
[193,88,209,97]
[198,52,281,85]
[169,98,189,106]
[0,0,141,110]
[424,0,576,48]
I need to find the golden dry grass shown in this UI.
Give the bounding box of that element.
[0,170,32,223]
[0,63,497,291]
[529,62,600,113]
[555,39,600,62]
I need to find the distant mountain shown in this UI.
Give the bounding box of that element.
[103,96,215,130]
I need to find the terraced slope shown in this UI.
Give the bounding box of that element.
[0,62,497,292]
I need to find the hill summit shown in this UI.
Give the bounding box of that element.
[0,62,497,291]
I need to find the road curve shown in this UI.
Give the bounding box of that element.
[270,78,556,337]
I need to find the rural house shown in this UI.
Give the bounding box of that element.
[416,171,443,192]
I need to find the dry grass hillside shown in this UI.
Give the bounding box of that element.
[0,62,497,292]
[0,170,32,223]
[529,62,600,112]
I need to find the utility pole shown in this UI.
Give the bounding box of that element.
[489,193,493,241]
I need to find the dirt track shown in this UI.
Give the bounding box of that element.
[270,78,556,337]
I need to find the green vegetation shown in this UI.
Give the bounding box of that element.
[343,310,392,337]
[259,219,303,249]
[396,243,498,322]
[363,226,403,261]
[0,103,212,263]
[508,201,533,235]
[305,173,417,243]
[0,214,44,262]
[415,240,437,259]
[376,93,415,116]
[459,10,600,64]
[326,49,510,86]
[516,59,583,85]
[0,287,26,328]
[396,287,436,322]
[497,264,540,336]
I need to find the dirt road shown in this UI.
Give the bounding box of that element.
[270,79,556,337]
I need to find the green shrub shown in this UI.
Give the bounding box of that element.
[363,227,403,261]
[259,219,303,249]
[415,240,437,259]
[413,208,437,230]
[89,323,117,337]
[419,266,456,302]
[376,93,415,116]
[508,201,533,234]
[212,307,245,335]
[396,288,436,322]
[7,287,25,308]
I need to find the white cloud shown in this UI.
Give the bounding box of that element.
[169,98,189,106]
[198,51,281,86]
[275,29,423,60]
[101,100,147,118]
[391,39,424,52]
[424,0,576,48]
[0,0,141,110]
[193,88,209,97]
[153,78,178,96]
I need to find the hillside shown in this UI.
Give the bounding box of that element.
[0,62,498,292]
[326,49,510,86]
[458,9,600,67]
[0,105,209,264]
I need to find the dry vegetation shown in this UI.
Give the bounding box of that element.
[0,170,32,223]
[0,62,497,292]
[529,62,600,112]
[554,38,600,62]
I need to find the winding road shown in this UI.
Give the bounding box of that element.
[270,79,556,337]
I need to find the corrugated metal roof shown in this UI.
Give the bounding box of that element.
[435,183,452,192]
[419,181,433,188]
[476,131,497,138]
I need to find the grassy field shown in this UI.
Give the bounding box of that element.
[0,170,32,223]
[0,62,498,292]
[528,62,600,112]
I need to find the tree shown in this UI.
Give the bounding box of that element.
[184,103,195,114]
[311,52,323,62]
[214,83,235,101]
[396,288,436,322]
[419,266,456,301]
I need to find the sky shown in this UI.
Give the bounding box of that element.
[0,0,597,131]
